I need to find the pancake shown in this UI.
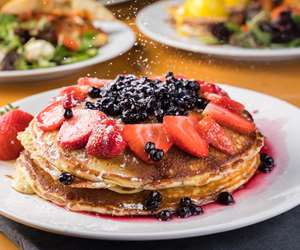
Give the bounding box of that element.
[18,117,263,191]
[14,150,260,216]
[13,74,266,218]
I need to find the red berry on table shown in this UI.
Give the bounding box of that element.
[203,103,256,134]
[0,109,33,160]
[123,123,172,163]
[197,116,235,155]
[163,115,209,158]
[86,119,126,158]
[37,101,65,132]
[57,109,107,150]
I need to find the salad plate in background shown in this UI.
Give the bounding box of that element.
[136,0,300,60]
[0,0,135,82]
[0,20,135,83]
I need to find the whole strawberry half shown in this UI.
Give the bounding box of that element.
[86,120,126,158]
[0,109,33,160]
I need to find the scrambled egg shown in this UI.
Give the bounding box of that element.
[175,0,249,21]
[182,0,228,20]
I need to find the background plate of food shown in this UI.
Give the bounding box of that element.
[136,0,300,60]
[0,0,135,82]
[0,74,299,240]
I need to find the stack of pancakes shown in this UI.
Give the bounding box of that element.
[13,113,264,216]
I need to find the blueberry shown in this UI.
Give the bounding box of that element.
[217,192,235,205]
[190,205,204,215]
[157,210,172,221]
[145,142,156,153]
[195,98,209,109]
[187,81,200,91]
[259,162,273,173]
[150,191,162,202]
[165,72,174,80]
[180,197,193,207]
[155,109,164,122]
[149,148,157,159]
[59,172,74,185]
[63,108,73,119]
[85,101,98,110]
[121,110,138,124]
[144,191,162,211]
[176,206,192,218]
[88,87,101,98]
[151,149,164,162]
[260,153,274,166]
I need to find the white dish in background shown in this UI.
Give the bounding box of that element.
[136,0,300,61]
[0,21,135,83]
[0,85,300,240]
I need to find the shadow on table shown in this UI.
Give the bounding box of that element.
[1,205,299,250]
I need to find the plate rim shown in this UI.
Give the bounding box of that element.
[0,20,135,79]
[0,85,300,240]
[136,0,300,60]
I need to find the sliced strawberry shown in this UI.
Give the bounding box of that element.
[86,119,126,158]
[77,77,111,88]
[122,124,172,163]
[198,81,229,97]
[57,109,107,150]
[203,103,256,134]
[197,116,235,155]
[203,93,245,113]
[0,109,33,160]
[60,86,88,102]
[37,101,65,132]
[163,116,209,158]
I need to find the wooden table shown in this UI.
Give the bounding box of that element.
[0,1,299,249]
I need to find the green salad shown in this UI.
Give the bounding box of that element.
[0,12,108,71]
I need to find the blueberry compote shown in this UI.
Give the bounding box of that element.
[85,72,207,123]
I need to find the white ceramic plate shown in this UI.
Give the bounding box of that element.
[136,0,300,61]
[0,21,135,83]
[0,85,299,240]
